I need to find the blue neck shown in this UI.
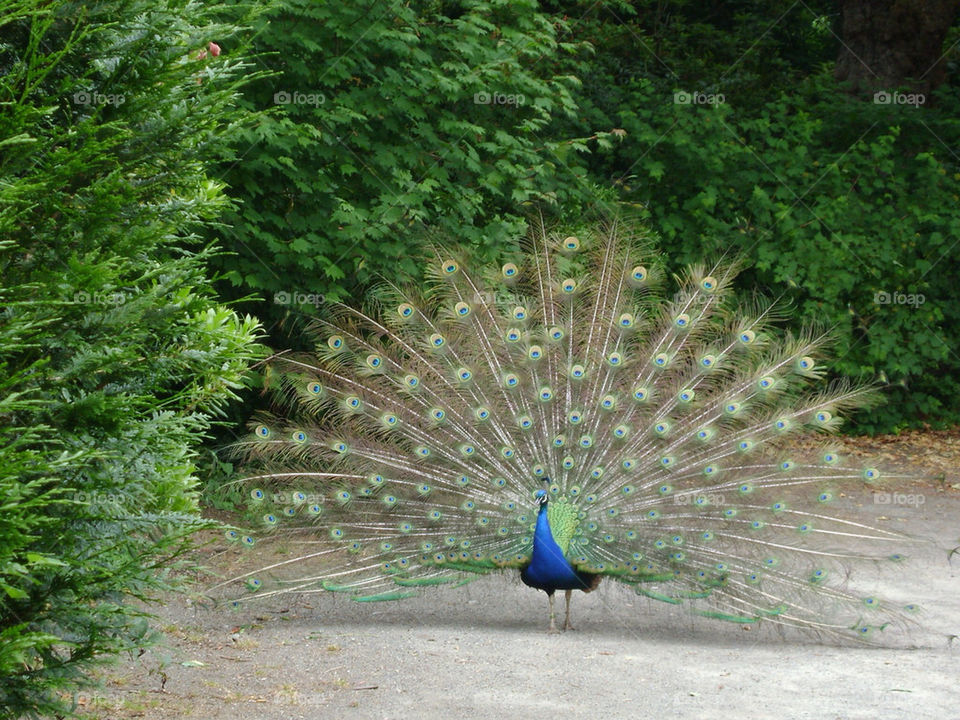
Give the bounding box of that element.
[521,501,585,591]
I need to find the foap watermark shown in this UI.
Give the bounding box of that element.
[670,289,714,308]
[273,90,325,106]
[471,290,522,306]
[673,492,726,506]
[274,290,325,308]
[674,90,725,106]
[74,291,126,306]
[74,693,112,710]
[874,291,925,308]
[74,491,127,506]
[874,492,925,507]
[72,91,125,106]
[474,91,525,107]
[873,90,925,107]
[269,491,321,505]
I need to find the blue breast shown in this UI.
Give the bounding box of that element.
[520,504,592,592]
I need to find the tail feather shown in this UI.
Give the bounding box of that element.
[217,222,920,640]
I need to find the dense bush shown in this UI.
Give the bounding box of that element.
[0,1,263,716]
[213,0,621,317]
[212,1,958,431]
[555,8,959,432]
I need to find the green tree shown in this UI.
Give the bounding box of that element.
[0,1,263,716]
[214,0,615,321]
[552,4,959,431]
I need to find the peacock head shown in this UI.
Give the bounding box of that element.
[535,483,550,508]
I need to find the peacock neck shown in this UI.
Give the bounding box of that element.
[533,501,555,552]
[521,499,587,592]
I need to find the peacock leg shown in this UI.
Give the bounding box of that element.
[563,589,575,631]
[547,592,560,633]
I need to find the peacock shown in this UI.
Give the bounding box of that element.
[216,221,918,639]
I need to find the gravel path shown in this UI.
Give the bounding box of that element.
[78,434,960,720]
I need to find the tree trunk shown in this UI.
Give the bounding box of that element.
[835,0,959,96]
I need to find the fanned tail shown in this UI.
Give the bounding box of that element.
[213,221,920,640]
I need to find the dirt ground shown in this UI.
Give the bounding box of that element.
[76,430,960,720]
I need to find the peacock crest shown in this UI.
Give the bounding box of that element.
[217,221,918,639]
